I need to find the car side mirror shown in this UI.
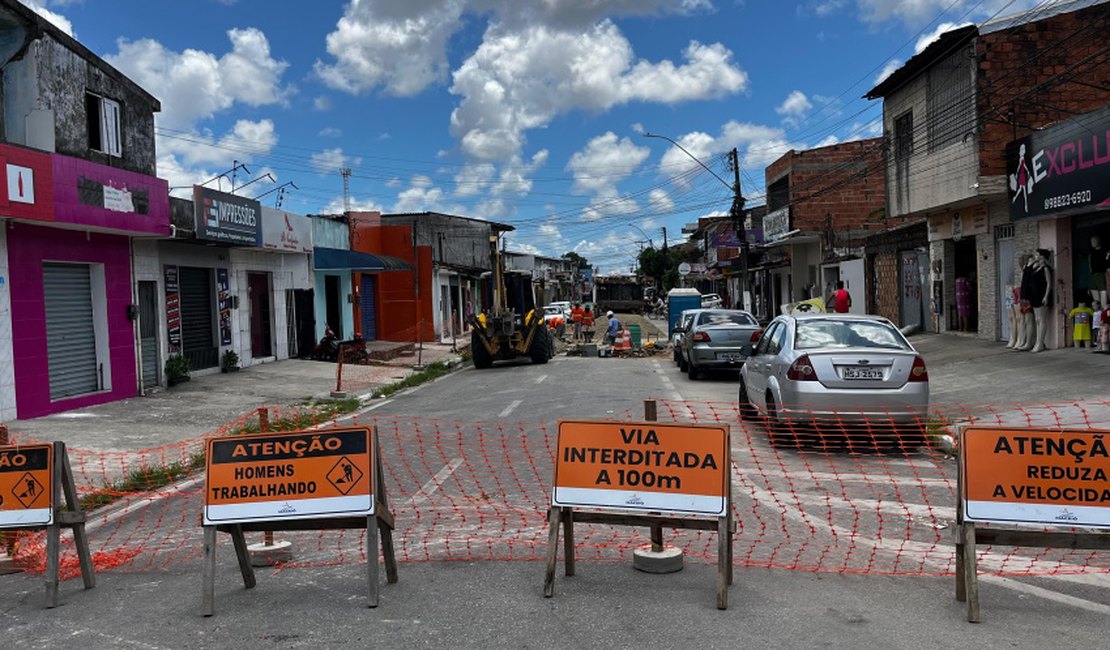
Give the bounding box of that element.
[741,343,753,356]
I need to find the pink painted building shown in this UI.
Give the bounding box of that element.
[2,145,169,419]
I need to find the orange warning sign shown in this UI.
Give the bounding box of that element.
[961,427,1110,528]
[0,444,53,528]
[553,420,729,516]
[204,427,373,525]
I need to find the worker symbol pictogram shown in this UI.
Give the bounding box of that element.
[326,457,364,495]
[12,472,45,509]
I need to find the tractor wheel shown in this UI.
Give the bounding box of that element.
[471,331,493,369]
[529,328,552,364]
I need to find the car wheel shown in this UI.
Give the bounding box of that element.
[679,353,688,372]
[738,376,756,421]
[687,361,699,380]
[764,392,796,447]
[673,347,681,365]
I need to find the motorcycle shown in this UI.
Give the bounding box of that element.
[311,325,340,362]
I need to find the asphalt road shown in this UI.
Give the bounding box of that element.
[2,347,1108,648]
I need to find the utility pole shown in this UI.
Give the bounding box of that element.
[662,227,668,250]
[728,148,749,308]
[341,167,352,215]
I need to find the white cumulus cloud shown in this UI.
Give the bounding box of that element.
[566,132,651,196]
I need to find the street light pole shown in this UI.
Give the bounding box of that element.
[642,132,748,303]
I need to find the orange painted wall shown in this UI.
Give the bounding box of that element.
[350,216,436,342]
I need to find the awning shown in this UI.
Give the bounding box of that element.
[313,247,411,272]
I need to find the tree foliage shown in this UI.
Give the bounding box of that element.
[562,251,590,270]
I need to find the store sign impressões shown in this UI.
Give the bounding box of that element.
[194,186,262,246]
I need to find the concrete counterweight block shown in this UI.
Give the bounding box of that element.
[632,544,684,574]
[248,540,293,567]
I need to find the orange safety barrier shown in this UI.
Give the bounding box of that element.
[613,329,632,354]
[1,400,1108,580]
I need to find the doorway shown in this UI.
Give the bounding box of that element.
[249,272,272,358]
[952,238,978,332]
[138,280,159,389]
[325,274,343,339]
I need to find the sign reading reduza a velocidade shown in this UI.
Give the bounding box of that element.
[194,186,261,245]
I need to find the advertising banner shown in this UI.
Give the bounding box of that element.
[763,207,790,242]
[194,186,261,245]
[261,207,313,253]
[0,143,54,222]
[164,265,181,354]
[1007,105,1110,220]
[216,268,231,346]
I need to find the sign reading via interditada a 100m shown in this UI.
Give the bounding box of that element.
[961,427,1110,528]
[553,420,728,516]
[204,427,373,525]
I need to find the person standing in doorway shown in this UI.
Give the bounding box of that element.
[827,281,852,313]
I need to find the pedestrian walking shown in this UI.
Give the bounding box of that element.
[827,280,852,313]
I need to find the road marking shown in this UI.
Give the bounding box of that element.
[535,375,547,384]
[499,399,522,418]
[405,458,464,506]
[980,575,1110,615]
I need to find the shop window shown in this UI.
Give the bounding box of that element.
[86,92,122,157]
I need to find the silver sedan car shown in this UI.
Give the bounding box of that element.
[739,314,929,439]
[680,309,761,379]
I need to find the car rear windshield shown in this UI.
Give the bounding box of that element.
[794,319,910,350]
[700,311,757,326]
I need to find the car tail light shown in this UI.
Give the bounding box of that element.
[692,331,711,343]
[750,330,763,342]
[786,354,818,381]
[909,355,929,382]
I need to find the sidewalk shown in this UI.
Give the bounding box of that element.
[2,342,463,453]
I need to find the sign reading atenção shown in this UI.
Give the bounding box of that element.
[0,444,53,528]
[553,420,729,516]
[204,426,373,525]
[961,427,1110,528]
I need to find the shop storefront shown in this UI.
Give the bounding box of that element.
[2,144,170,418]
[1006,105,1109,351]
[158,187,263,373]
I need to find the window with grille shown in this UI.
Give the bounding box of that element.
[894,111,913,161]
[927,44,973,152]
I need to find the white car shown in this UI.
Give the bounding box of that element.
[548,301,572,319]
[543,306,565,324]
[701,293,723,309]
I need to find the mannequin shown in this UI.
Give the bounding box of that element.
[1005,284,1019,348]
[1089,236,1109,308]
[1029,248,1053,353]
[1017,253,1036,350]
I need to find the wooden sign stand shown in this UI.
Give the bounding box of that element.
[543,400,735,609]
[0,442,95,608]
[201,432,398,616]
[954,428,1110,623]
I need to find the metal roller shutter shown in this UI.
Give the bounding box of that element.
[43,263,99,400]
[360,275,377,341]
[179,267,217,369]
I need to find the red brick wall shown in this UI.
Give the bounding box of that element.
[766,138,886,234]
[977,4,1110,176]
[872,251,901,323]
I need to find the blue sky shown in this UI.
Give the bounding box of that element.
[24,0,1042,273]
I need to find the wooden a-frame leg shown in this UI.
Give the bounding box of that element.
[561,508,575,577]
[367,514,380,608]
[202,526,217,617]
[543,507,561,597]
[716,515,729,610]
[229,525,256,589]
[962,523,981,623]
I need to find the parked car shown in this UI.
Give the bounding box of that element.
[680,309,761,379]
[671,309,700,366]
[738,313,929,440]
[548,301,572,319]
[701,293,723,309]
[542,305,565,324]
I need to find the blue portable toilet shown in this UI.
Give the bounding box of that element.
[667,288,702,337]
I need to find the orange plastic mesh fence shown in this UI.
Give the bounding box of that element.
[2,400,1108,580]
